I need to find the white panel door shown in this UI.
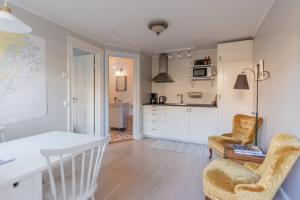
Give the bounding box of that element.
[189,107,218,144]
[217,40,254,134]
[73,54,95,135]
[218,60,254,134]
[166,106,189,140]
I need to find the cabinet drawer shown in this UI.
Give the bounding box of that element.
[144,112,166,121]
[144,121,166,137]
[0,174,42,200]
[144,105,166,112]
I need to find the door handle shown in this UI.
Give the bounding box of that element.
[72,97,77,103]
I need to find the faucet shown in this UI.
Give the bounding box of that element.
[177,93,184,104]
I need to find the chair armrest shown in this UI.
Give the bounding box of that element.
[243,162,261,172]
[222,133,233,137]
[235,184,265,193]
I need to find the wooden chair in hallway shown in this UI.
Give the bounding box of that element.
[41,138,106,200]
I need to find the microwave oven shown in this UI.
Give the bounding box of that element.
[189,66,214,79]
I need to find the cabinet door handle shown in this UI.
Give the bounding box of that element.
[152,114,156,116]
[152,110,156,111]
[152,129,157,131]
[152,121,156,123]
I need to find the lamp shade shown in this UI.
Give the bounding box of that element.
[0,9,32,34]
[234,74,249,89]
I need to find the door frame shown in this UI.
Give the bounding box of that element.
[104,50,141,140]
[67,36,104,136]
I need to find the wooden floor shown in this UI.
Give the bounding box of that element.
[96,138,209,200]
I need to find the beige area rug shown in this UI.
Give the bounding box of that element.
[110,131,133,144]
[151,139,209,156]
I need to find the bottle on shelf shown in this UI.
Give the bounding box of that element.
[204,57,208,65]
[208,56,211,64]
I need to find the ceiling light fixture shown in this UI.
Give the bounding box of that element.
[0,0,32,34]
[148,21,168,36]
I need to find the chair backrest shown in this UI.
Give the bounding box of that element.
[232,114,263,144]
[40,138,106,200]
[0,126,5,142]
[256,134,300,198]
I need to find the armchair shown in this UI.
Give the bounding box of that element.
[203,134,300,200]
[208,114,263,158]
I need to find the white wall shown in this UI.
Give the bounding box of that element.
[109,57,133,105]
[140,53,153,104]
[2,4,104,140]
[254,0,300,198]
[152,49,217,104]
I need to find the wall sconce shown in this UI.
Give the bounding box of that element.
[115,67,126,76]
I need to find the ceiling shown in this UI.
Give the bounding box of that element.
[10,0,274,54]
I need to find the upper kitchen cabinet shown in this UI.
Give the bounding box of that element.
[217,40,253,62]
[217,40,254,134]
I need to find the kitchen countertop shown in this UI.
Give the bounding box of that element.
[143,103,217,108]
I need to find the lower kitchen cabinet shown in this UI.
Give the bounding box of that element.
[143,105,218,144]
[189,107,218,143]
[165,106,190,140]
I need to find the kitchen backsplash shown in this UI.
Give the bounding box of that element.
[152,49,217,104]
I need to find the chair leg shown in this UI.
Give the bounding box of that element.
[92,194,96,200]
[205,195,212,200]
[209,148,212,159]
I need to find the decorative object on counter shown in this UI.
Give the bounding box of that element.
[187,92,203,98]
[158,96,167,104]
[0,0,32,33]
[150,93,158,104]
[234,59,270,146]
[116,76,127,91]
[208,114,263,159]
[148,21,168,36]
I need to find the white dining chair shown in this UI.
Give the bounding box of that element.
[40,138,106,200]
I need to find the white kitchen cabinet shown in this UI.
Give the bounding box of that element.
[189,107,218,143]
[166,106,190,140]
[144,121,166,138]
[143,105,166,138]
[143,105,218,143]
[217,40,254,133]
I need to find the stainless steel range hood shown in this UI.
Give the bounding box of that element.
[152,54,174,82]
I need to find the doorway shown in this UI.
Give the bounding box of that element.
[67,37,104,136]
[108,57,134,143]
[104,50,141,143]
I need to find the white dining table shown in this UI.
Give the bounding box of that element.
[0,131,104,200]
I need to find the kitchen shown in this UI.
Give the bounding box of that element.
[143,40,254,144]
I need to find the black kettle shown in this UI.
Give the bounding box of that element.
[158,96,167,104]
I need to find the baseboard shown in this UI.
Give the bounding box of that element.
[279,187,290,200]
